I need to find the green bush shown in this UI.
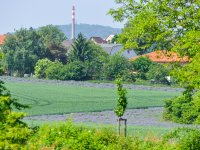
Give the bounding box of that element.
[103,54,130,80]
[131,57,153,73]
[164,128,200,150]
[0,81,32,149]
[60,60,88,81]
[163,87,200,124]
[146,63,170,84]
[45,61,64,80]
[25,121,178,150]
[34,58,53,78]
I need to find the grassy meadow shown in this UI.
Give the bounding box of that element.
[5,81,179,116]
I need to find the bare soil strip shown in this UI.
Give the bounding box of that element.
[24,107,199,128]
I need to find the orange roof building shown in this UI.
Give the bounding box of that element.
[130,50,190,63]
[0,35,7,45]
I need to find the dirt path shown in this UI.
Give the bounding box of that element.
[0,76,184,92]
[24,107,198,128]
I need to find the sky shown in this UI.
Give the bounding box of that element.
[0,0,124,34]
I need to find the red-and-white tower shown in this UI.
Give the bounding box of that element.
[71,5,75,40]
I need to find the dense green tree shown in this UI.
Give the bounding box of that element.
[2,28,45,76]
[37,25,67,62]
[0,53,31,148]
[2,25,67,76]
[69,33,109,80]
[147,63,170,84]
[104,54,129,80]
[109,0,200,54]
[68,33,90,62]
[84,42,109,79]
[131,56,153,80]
[131,57,153,73]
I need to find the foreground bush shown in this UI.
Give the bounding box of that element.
[164,128,200,150]
[163,87,200,124]
[0,81,32,149]
[25,121,182,150]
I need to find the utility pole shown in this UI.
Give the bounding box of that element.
[71,4,75,40]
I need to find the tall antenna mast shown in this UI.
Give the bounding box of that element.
[71,4,75,40]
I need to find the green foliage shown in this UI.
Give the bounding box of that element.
[45,61,64,80]
[131,57,153,80]
[112,1,200,124]
[147,63,170,84]
[2,25,67,76]
[118,10,163,54]
[163,87,200,124]
[111,34,119,44]
[37,25,66,48]
[34,38,108,81]
[68,33,90,62]
[25,121,178,150]
[114,78,127,118]
[172,31,200,58]
[2,29,42,76]
[34,58,53,78]
[67,33,109,80]
[164,128,200,150]
[171,53,200,89]
[104,54,129,80]
[60,60,87,80]
[0,81,31,149]
[131,57,153,73]
[109,0,200,54]
[83,42,109,80]
[164,53,200,124]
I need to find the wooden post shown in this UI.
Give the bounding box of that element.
[118,117,121,136]
[117,118,127,137]
[124,118,127,137]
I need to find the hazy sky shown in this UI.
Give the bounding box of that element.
[0,0,124,34]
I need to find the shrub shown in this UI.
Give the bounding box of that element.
[146,63,170,84]
[45,61,63,80]
[164,128,200,150]
[0,81,32,149]
[25,121,178,150]
[60,60,88,81]
[131,56,153,73]
[163,87,200,124]
[34,58,53,78]
[103,54,129,80]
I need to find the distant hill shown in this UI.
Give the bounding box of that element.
[56,24,122,39]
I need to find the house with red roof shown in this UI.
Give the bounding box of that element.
[0,35,7,46]
[130,50,190,64]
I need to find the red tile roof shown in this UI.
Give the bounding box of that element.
[130,50,190,63]
[0,35,7,45]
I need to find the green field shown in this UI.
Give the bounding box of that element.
[5,82,179,116]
